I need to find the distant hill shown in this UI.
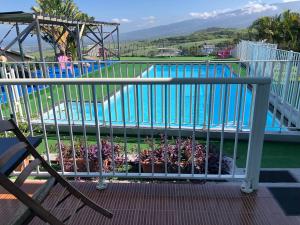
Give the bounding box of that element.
[121,1,300,41]
[120,28,246,57]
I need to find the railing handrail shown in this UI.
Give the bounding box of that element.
[1,59,300,64]
[0,77,272,85]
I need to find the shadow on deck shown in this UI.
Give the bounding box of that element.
[0,181,299,225]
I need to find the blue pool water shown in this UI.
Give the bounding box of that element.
[44,64,283,131]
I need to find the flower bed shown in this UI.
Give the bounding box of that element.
[58,139,124,172]
[58,136,231,175]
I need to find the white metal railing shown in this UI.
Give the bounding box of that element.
[0,60,293,131]
[236,41,300,129]
[0,64,271,192]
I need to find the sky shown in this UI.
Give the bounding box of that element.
[0,0,298,33]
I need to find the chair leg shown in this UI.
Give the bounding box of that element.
[55,177,113,218]
[10,119,113,219]
[0,173,64,225]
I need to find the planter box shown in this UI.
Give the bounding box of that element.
[142,161,165,173]
[61,158,99,172]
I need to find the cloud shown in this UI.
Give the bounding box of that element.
[241,1,277,14]
[142,16,156,24]
[282,0,299,2]
[189,8,232,19]
[189,1,279,19]
[111,18,131,23]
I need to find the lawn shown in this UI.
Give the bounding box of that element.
[121,56,217,61]
[120,56,237,61]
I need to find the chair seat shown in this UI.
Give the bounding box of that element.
[0,137,42,175]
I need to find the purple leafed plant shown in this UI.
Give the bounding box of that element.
[58,139,123,172]
[58,136,231,175]
[138,135,231,174]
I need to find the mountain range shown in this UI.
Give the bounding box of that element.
[121,1,300,41]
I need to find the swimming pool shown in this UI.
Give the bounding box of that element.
[43,64,283,131]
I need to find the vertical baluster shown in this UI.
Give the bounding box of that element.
[154,64,157,123]
[129,63,134,122]
[49,84,64,175]
[232,84,244,178]
[178,84,183,175]
[211,63,217,126]
[150,84,154,176]
[164,84,168,176]
[191,84,198,176]
[63,85,77,174]
[41,63,50,117]
[71,62,80,121]
[135,85,142,175]
[218,84,228,177]
[218,64,225,124]
[99,61,106,125]
[189,64,193,124]
[78,84,89,174]
[233,63,242,124]
[27,62,38,116]
[182,64,186,124]
[205,84,213,178]
[106,80,115,175]
[225,64,232,125]
[112,64,118,122]
[168,64,171,126]
[175,64,178,123]
[162,64,164,123]
[21,83,33,135]
[120,85,128,175]
[139,63,144,123]
[52,63,62,120]
[92,85,106,189]
[272,62,283,127]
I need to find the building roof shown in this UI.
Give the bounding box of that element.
[3,49,34,60]
[0,11,119,27]
[203,44,215,48]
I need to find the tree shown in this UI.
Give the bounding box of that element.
[249,16,276,43]
[248,10,300,51]
[281,10,300,50]
[32,0,94,58]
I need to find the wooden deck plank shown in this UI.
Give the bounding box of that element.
[0,181,299,225]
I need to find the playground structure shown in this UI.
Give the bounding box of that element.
[0,11,120,62]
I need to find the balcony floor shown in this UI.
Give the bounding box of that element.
[0,181,299,225]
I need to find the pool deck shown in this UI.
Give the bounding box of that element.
[0,181,299,225]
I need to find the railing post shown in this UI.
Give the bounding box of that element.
[241,81,271,193]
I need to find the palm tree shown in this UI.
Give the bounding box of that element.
[249,16,275,42]
[32,0,94,59]
[248,10,300,51]
[281,10,300,51]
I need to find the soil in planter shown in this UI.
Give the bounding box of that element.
[142,161,165,173]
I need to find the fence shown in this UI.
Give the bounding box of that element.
[235,40,300,129]
[0,60,294,132]
[0,60,272,192]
